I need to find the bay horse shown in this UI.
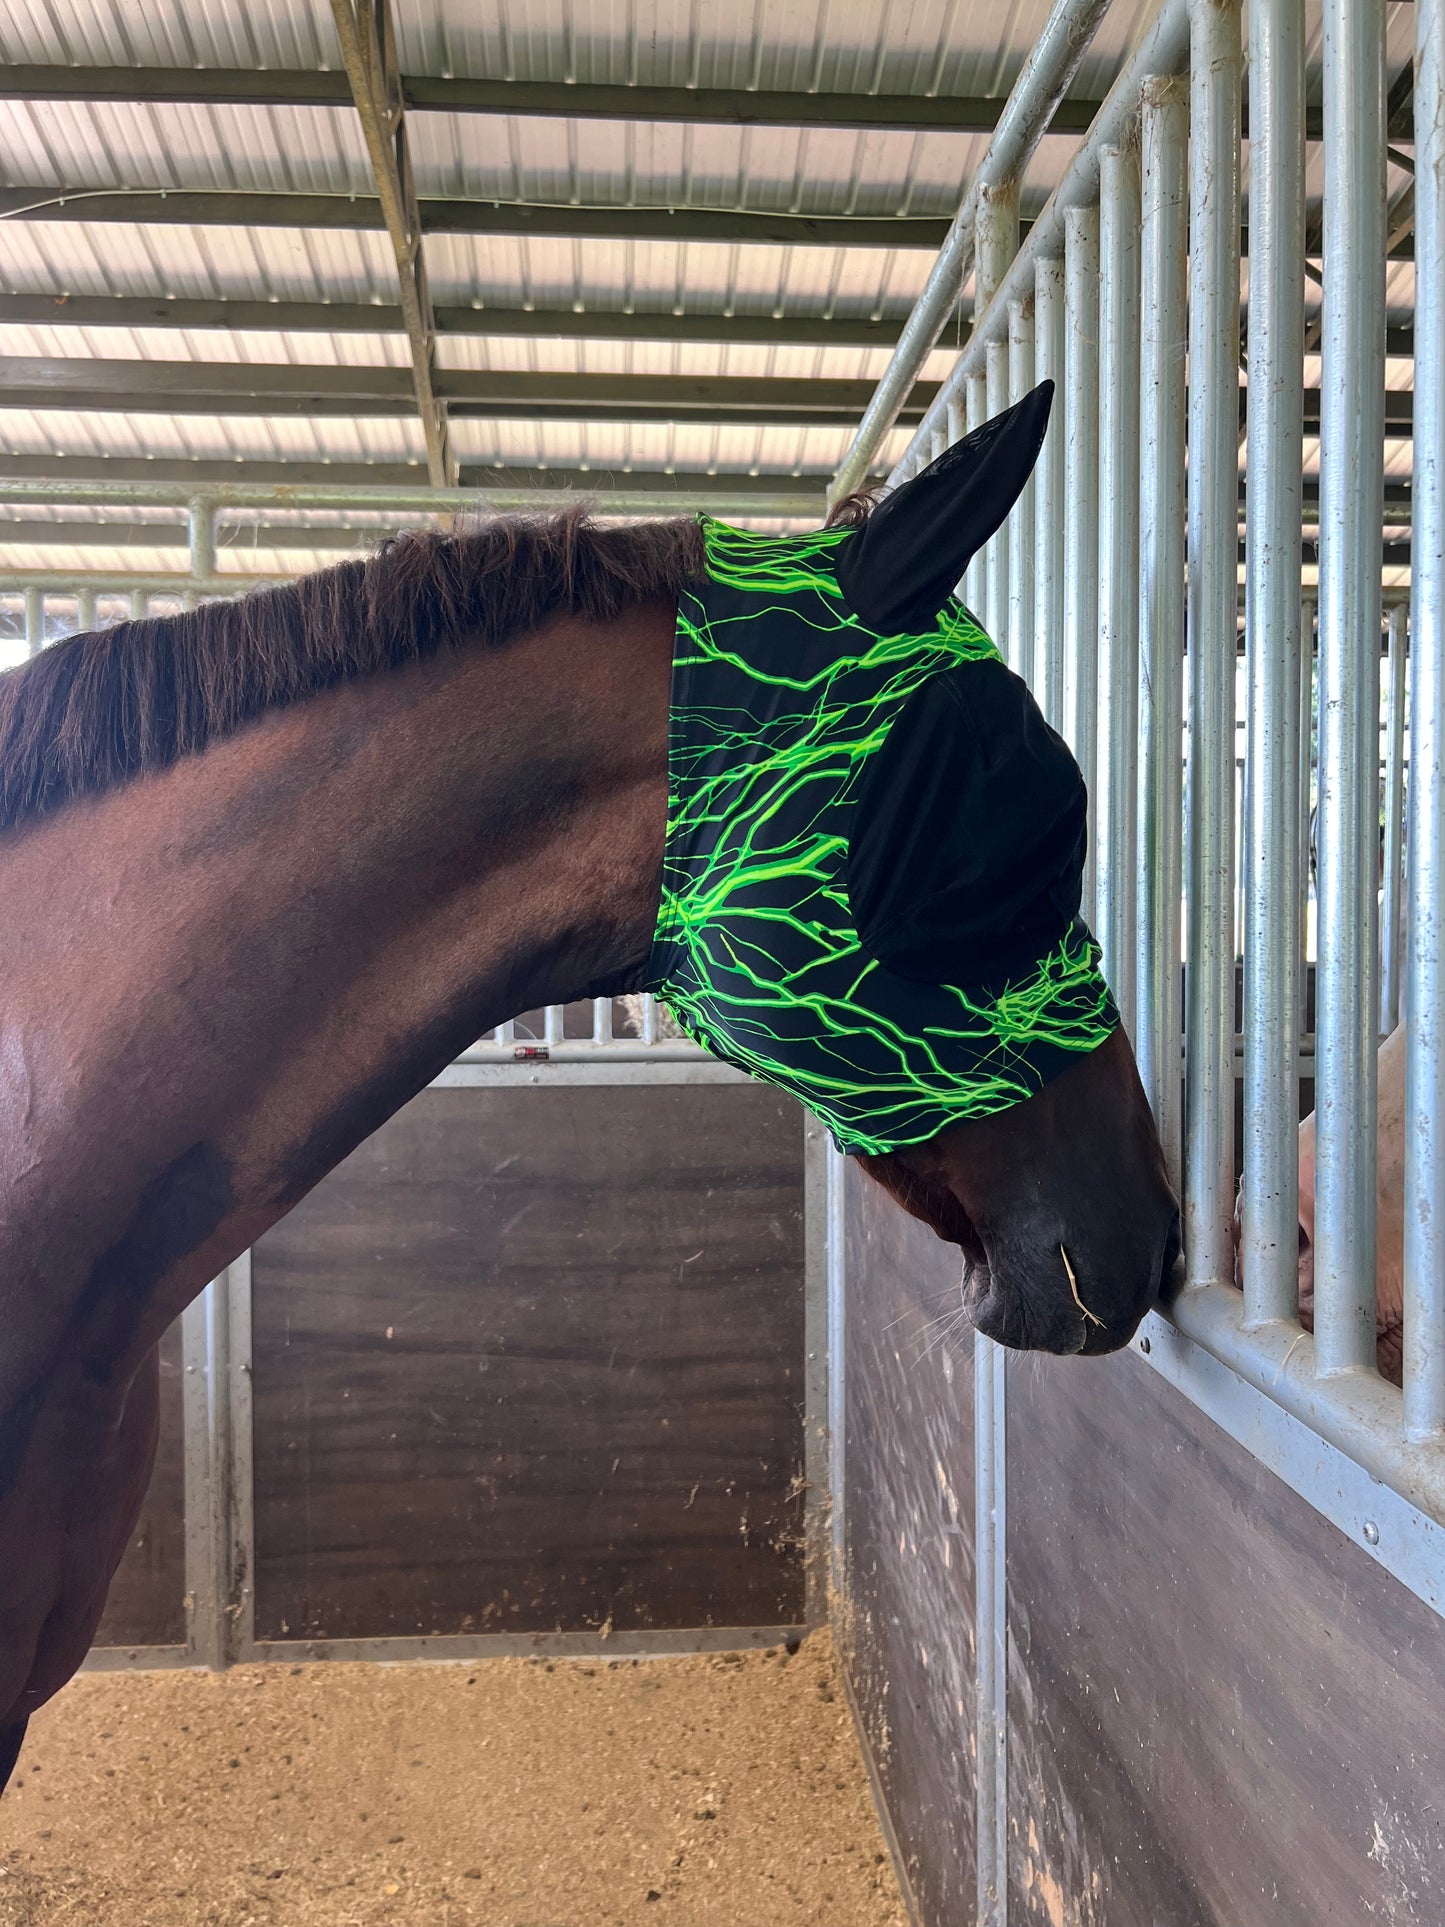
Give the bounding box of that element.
[0,476,1179,1782]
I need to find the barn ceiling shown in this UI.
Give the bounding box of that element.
[0,0,1420,587]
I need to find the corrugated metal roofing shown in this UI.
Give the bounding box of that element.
[0,0,1420,579]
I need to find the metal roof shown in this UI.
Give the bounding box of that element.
[0,0,1421,571]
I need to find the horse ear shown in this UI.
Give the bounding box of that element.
[833,380,1054,634]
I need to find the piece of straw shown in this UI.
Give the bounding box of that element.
[1060,1245,1105,1329]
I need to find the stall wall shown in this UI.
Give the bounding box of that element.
[839,1162,1445,1927]
[93,1078,807,1654]
[843,1166,977,1926]
[250,1082,806,1641]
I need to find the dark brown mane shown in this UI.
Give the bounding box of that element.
[0,506,705,831]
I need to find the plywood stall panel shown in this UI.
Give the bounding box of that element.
[93,1322,186,1649]
[842,1162,977,1924]
[250,1083,806,1641]
[1006,1348,1445,1927]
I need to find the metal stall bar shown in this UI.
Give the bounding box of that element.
[1406,0,1445,1440]
[1381,607,1409,1037]
[883,0,1193,480]
[1034,257,1068,728]
[1096,140,1143,1025]
[23,586,42,655]
[1240,0,1306,1331]
[980,185,1021,644]
[1064,206,1101,922]
[1009,296,1038,688]
[1301,596,1317,1039]
[827,0,1115,505]
[1182,0,1242,1293]
[1137,76,1189,1185]
[1313,0,1386,1377]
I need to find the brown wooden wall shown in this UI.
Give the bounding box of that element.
[249,1081,806,1641]
[843,1162,977,1926]
[840,1162,1445,1927]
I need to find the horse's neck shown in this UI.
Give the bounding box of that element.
[0,601,674,1395]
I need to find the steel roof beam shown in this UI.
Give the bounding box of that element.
[0,63,1398,140]
[0,356,1415,433]
[0,356,939,424]
[0,290,925,348]
[328,0,452,485]
[3,289,1416,362]
[0,187,955,250]
[0,455,832,493]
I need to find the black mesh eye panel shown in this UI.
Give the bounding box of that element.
[845,658,1087,990]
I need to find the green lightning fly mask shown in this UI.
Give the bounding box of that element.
[642,382,1119,1155]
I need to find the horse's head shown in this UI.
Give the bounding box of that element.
[664,382,1180,1355]
[834,384,1180,1352]
[861,1028,1180,1354]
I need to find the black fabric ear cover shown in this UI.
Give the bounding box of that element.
[833,380,1054,635]
[845,656,1087,988]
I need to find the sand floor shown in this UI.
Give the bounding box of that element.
[0,1632,906,1927]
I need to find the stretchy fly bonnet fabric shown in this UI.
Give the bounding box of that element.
[643,515,1119,1155]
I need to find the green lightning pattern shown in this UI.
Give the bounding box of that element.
[644,516,1118,1154]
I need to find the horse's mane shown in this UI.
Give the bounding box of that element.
[0,505,706,830]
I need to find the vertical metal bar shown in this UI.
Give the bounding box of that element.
[1381,607,1408,1036]
[182,1276,234,1670]
[1184,0,1242,1291]
[1097,140,1142,1027]
[1300,596,1317,1039]
[1314,0,1385,1375]
[1008,297,1037,687]
[802,1118,832,1629]
[974,1337,1007,1927]
[964,369,989,614]
[226,1252,256,1659]
[592,996,614,1044]
[986,336,1012,645]
[76,586,98,633]
[23,586,43,656]
[1241,0,1306,1329]
[544,1003,565,1046]
[180,1291,216,1666]
[641,995,660,1047]
[825,1142,849,1593]
[494,1018,515,1045]
[1064,205,1101,920]
[187,497,215,583]
[1137,77,1189,1186]
[1034,256,1067,726]
[977,184,1019,644]
[1405,0,1445,1436]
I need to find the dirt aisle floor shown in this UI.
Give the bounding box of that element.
[0,1632,906,1927]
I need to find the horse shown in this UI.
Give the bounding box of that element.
[0,420,1179,1785]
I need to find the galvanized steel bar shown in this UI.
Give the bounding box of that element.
[888,0,1192,481]
[1183,0,1243,1293]
[1301,597,1317,1038]
[1381,607,1408,1036]
[974,1337,1008,1927]
[23,585,42,655]
[829,0,1114,504]
[1063,206,1100,923]
[1241,0,1306,1330]
[965,371,989,614]
[1313,0,1386,1376]
[1009,297,1038,688]
[76,586,97,632]
[1406,0,1445,1438]
[978,186,1020,645]
[1097,142,1142,1025]
[1033,258,1067,727]
[1136,77,1189,1183]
